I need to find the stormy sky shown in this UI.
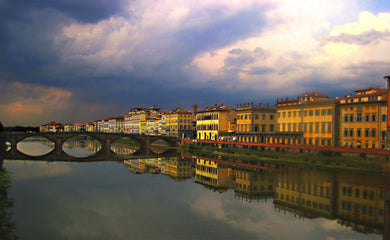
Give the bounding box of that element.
[1,0,390,126]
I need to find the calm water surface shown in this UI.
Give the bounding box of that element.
[1,139,388,240]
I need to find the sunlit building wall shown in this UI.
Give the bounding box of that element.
[196,104,236,140]
[338,88,387,149]
[236,103,277,143]
[276,92,338,146]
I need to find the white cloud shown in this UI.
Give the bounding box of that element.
[54,0,390,96]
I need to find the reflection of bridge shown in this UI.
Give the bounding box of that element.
[1,132,179,161]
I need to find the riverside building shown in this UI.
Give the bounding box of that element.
[196,104,236,140]
[275,92,338,146]
[338,88,387,149]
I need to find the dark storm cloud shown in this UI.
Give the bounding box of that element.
[325,29,390,45]
[174,5,269,56]
[0,0,126,23]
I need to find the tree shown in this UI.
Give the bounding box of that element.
[0,122,3,132]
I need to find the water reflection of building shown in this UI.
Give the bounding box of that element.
[235,168,277,202]
[110,144,137,155]
[274,171,337,219]
[163,157,192,181]
[124,158,164,175]
[195,157,235,192]
[273,169,389,237]
[338,183,386,234]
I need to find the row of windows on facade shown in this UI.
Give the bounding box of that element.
[343,104,379,110]
[195,175,219,186]
[235,183,273,191]
[343,128,384,138]
[279,122,333,133]
[279,109,333,118]
[343,113,386,122]
[237,114,274,120]
[166,125,191,130]
[279,184,331,198]
[341,187,382,200]
[167,119,192,123]
[196,113,219,121]
[341,201,382,217]
[196,165,218,174]
[196,124,219,130]
[237,124,275,132]
[275,193,331,211]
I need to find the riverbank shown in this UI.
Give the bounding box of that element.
[180,141,390,174]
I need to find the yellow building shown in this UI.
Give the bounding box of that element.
[339,88,387,149]
[165,108,193,138]
[164,157,192,181]
[274,170,337,219]
[337,182,386,234]
[276,92,338,146]
[196,104,236,140]
[236,103,277,143]
[195,158,235,190]
[235,168,277,201]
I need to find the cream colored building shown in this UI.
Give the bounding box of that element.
[196,104,236,140]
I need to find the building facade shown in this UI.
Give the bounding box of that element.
[165,108,193,138]
[236,103,277,143]
[338,88,387,149]
[196,104,236,140]
[276,93,338,146]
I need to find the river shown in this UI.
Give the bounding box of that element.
[0,138,388,240]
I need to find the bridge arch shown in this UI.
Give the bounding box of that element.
[2,132,179,160]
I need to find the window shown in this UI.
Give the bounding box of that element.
[344,115,348,122]
[261,124,265,132]
[365,128,369,137]
[282,112,286,118]
[349,128,354,137]
[357,128,361,137]
[383,114,387,121]
[315,122,319,132]
[321,109,326,115]
[309,110,313,116]
[382,131,386,140]
[245,114,248,120]
[327,109,332,115]
[371,128,376,137]
[327,122,332,133]
[254,114,259,119]
[357,113,362,122]
[349,115,354,122]
[365,114,370,122]
[372,114,376,122]
[293,111,297,117]
[309,123,313,132]
[288,112,291,117]
[270,125,274,132]
[270,115,274,120]
[315,110,320,116]
[298,111,302,117]
[321,122,326,133]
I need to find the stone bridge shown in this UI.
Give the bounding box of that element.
[1,132,179,161]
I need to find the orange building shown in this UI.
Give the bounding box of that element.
[276,92,338,146]
[339,88,387,149]
[236,103,277,143]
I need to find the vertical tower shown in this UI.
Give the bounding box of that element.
[385,75,390,149]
